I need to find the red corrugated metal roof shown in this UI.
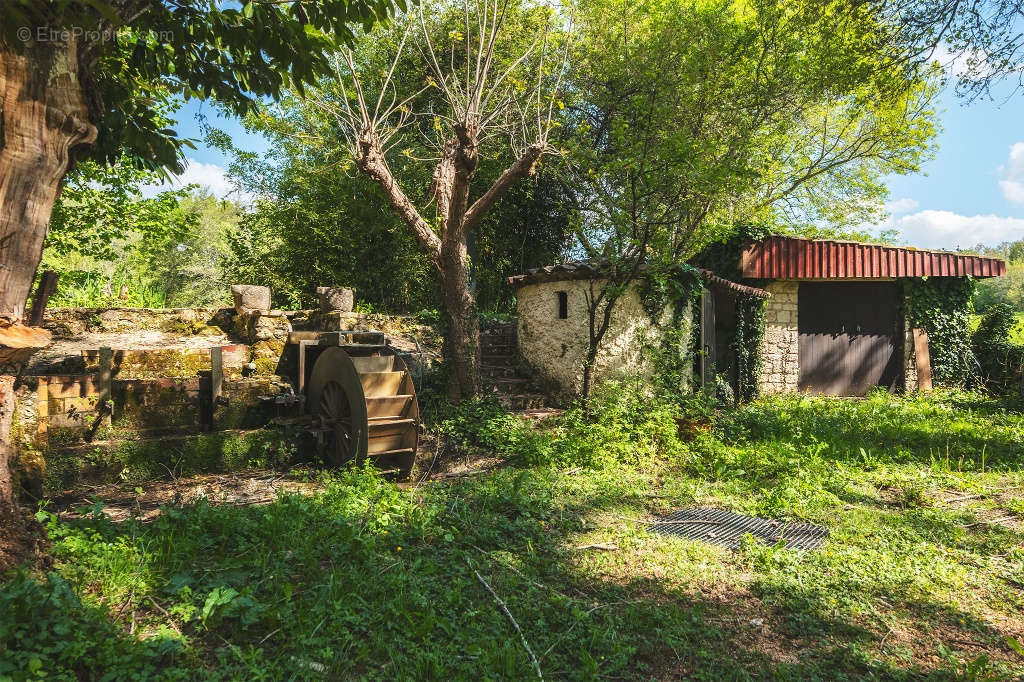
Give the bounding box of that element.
[741,236,1005,279]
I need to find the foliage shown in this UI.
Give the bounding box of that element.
[2,0,402,173]
[637,263,704,396]
[566,0,937,264]
[42,165,238,309]
[972,303,1024,395]
[974,241,1024,316]
[0,571,185,681]
[47,159,195,263]
[216,2,573,313]
[436,381,688,469]
[733,295,768,402]
[905,277,978,387]
[4,392,1024,678]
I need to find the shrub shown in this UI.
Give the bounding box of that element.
[972,303,1024,395]
[435,382,690,469]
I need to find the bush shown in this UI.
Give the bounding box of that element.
[435,382,690,469]
[972,303,1024,395]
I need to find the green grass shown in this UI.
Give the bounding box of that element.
[3,390,1024,680]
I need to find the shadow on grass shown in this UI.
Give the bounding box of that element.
[4,462,1018,680]
[723,393,1024,471]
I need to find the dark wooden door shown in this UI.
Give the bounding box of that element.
[798,282,901,396]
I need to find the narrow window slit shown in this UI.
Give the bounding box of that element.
[557,291,568,319]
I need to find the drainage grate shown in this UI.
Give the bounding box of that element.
[647,507,828,550]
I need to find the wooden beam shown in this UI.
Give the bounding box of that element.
[27,271,58,326]
[912,328,932,392]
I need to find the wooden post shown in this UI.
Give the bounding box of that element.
[27,271,59,327]
[912,328,932,392]
[210,346,223,431]
[700,289,716,388]
[98,346,112,404]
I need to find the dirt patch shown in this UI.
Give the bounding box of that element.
[0,506,51,571]
[47,469,322,523]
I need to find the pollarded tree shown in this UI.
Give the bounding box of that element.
[308,0,571,400]
[0,0,396,560]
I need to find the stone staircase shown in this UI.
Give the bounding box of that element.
[479,322,546,411]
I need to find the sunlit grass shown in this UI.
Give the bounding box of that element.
[3,390,1024,679]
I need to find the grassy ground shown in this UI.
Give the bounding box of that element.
[3,390,1024,680]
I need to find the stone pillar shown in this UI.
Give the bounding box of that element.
[758,281,800,394]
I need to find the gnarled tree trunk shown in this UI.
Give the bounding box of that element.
[439,235,480,400]
[0,36,96,521]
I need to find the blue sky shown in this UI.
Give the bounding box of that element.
[164,71,1024,252]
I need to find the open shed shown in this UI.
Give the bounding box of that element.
[742,236,1005,396]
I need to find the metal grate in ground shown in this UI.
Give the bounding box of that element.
[647,507,828,550]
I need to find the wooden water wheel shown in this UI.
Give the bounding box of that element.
[303,339,419,477]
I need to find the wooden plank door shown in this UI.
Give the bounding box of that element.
[798,282,901,396]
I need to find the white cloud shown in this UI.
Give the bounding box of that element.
[142,159,249,202]
[884,197,919,215]
[999,142,1024,204]
[888,209,1024,249]
[932,43,995,80]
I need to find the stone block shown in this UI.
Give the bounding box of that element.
[231,285,271,313]
[317,287,355,313]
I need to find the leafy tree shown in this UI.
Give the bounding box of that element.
[565,0,937,405]
[0,0,396,552]
[41,158,198,307]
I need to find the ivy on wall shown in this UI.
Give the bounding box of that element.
[733,295,767,402]
[639,260,767,402]
[905,277,977,387]
[639,263,704,396]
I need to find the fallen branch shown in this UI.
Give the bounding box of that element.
[964,516,1016,528]
[146,596,183,636]
[472,565,543,679]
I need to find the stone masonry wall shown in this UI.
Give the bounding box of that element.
[516,278,686,402]
[758,281,800,394]
[903,317,918,392]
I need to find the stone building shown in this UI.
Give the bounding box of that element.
[507,263,769,401]
[509,236,1006,401]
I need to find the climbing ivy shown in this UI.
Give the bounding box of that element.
[638,259,767,402]
[639,262,704,396]
[905,277,977,387]
[733,295,768,402]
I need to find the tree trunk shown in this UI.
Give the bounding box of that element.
[0,37,96,518]
[0,375,15,512]
[439,235,480,401]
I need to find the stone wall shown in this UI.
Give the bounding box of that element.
[903,318,919,392]
[515,278,686,402]
[758,281,800,394]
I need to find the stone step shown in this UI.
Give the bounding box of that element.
[497,393,547,411]
[482,365,519,378]
[484,377,529,388]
